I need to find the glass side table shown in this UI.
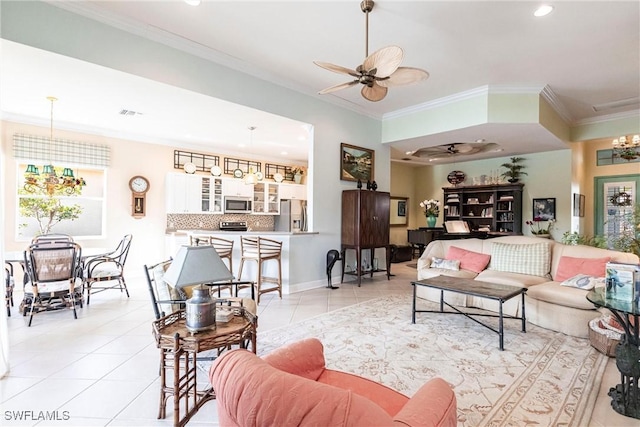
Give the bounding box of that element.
[586,287,640,419]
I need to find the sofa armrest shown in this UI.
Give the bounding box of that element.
[262,337,326,381]
[393,377,457,427]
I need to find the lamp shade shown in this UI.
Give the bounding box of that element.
[164,245,234,290]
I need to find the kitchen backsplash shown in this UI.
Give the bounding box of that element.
[166,213,274,231]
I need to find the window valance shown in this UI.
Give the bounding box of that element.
[12,133,110,167]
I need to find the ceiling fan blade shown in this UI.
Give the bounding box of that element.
[362,46,403,78]
[377,67,430,88]
[361,83,388,102]
[313,61,360,77]
[318,80,359,95]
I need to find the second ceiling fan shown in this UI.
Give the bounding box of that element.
[314,0,429,102]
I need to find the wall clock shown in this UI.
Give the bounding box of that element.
[129,176,150,218]
[447,170,466,186]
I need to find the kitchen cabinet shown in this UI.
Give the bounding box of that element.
[341,190,390,286]
[443,183,523,235]
[202,177,224,213]
[279,183,307,200]
[166,173,202,213]
[253,182,280,214]
[223,178,253,198]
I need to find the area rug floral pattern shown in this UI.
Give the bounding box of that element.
[256,295,607,427]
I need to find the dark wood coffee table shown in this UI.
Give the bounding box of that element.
[411,275,527,350]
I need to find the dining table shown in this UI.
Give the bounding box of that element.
[4,247,108,263]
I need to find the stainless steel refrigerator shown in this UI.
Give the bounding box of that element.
[275,199,306,232]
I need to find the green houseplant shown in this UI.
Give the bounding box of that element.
[500,157,527,183]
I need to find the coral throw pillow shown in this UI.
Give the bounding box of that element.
[445,246,491,273]
[555,256,611,282]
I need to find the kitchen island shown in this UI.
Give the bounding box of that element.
[165,229,319,295]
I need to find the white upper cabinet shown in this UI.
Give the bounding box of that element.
[253,182,280,214]
[166,173,202,213]
[279,183,307,200]
[222,178,253,198]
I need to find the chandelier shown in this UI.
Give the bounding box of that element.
[612,134,640,161]
[244,126,258,185]
[24,97,86,196]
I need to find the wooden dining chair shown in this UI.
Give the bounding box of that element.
[84,234,133,305]
[22,240,83,326]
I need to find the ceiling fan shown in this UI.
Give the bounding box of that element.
[314,0,429,102]
[407,142,502,160]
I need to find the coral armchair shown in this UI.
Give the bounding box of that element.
[210,337,457,426]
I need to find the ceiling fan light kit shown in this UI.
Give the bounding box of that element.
[315,0,429,102]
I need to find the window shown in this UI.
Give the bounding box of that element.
[16,164,106,240]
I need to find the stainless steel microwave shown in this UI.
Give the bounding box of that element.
[224,196,252,214]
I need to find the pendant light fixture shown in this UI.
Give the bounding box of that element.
[244,126,258,185]
[24,97,86,196]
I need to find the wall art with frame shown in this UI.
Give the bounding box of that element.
[533,198,556,221]
[573,193,585,217]
[340,143,374,182]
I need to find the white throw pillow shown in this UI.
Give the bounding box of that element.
[561,274,604,290]
[489,242,551,277]
[430,257,460,271]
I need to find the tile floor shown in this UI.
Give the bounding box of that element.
[0,262,635,426]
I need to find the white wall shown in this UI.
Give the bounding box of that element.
[0,1,386,288]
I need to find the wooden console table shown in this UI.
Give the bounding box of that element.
[152,308,257,427]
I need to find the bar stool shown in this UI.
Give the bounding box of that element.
[237,236,282,304]
[190,235,235,296]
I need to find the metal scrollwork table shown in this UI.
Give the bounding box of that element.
[586,288,640,419]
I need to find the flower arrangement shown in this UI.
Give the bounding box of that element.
[526,219,556,235]
[291,167,304,175]
[419,199,440,217]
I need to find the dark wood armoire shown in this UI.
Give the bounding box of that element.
[341,189,391,286]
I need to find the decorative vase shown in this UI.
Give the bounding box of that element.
[185,285,216,333]
[536,233,550,239]
[294,173,302,184]
[426,215,437,228]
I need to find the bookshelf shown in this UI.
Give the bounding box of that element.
[443,183,524,235]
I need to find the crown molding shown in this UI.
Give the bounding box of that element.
[574,109,640,126]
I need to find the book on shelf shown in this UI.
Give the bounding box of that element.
[499,195,514,201]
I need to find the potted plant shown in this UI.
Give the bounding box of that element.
[500,157,527,183]
[291,167,304,184]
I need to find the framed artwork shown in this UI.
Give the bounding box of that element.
[390,196,408,226]
[340,143,374,182]
[573,193,585,217]
[533,198,556,221]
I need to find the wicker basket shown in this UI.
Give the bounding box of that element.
[589,317,622,357]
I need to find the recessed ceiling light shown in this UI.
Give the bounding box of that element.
[184,0,201,6]
[534,5,554,17]
[281,151,289,155]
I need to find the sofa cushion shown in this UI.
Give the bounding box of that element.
[445,246,491,273]
[430,257,460,271]
[560,274,605,290]
[489,242,551,277]
[554,256,611,282]
[418,265,477,281]
[475,269,549,288]
[526,282,598,310]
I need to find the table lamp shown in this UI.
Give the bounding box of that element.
[163,245,234,332]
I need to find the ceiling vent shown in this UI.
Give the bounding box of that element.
[592,97,640,112]
[119,109,142,116]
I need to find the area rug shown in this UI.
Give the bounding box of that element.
[256,295,607,427]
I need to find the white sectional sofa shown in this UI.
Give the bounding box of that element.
[416,236,639,338]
